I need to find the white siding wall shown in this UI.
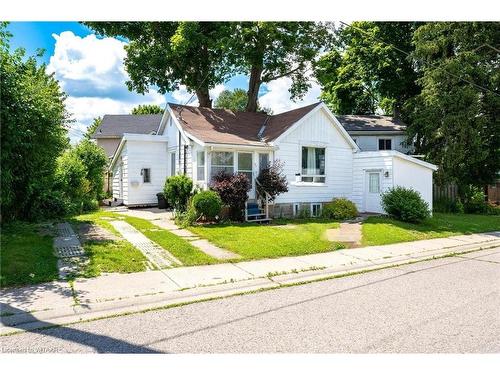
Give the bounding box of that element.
[274,108,355,204]
[352,152,394,212]
[352,134,411,153]
[112,143,128,202]
[125,140,168,206]
[393,157,434,211]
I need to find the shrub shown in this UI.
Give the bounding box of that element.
[164,174,193,212]
[192,190,222,220]
[175,205,199,228]
[433,197,463,213]
[322,198,358,220]
[256,160,288,201]
[210,172,251,221]
[73,139,108,201]
[463,188,488,214]
[381,186,430,223]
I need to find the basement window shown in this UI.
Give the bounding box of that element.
[310,203,322,217]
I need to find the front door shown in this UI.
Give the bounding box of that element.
[365,171,382,213]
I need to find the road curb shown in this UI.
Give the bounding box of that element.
[2,240,499,336]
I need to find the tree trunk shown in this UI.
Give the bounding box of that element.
[196,87,212,108]
[246,65,263,112]
[393,101,402,120]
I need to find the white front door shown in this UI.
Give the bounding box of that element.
[365,171,382,213]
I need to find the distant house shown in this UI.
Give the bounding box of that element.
[336,115,412,154]
[97,102,437,216]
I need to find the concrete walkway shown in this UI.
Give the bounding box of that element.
[110,220,181,269]
[1,231,499,335]
[117,207,241,260]
[53,223,87,279]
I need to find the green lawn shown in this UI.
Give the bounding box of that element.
[122,216,218,266]
[189,219,344,260]
[1,222,59,287]
[74,211,216,267]
[362,213,500,246]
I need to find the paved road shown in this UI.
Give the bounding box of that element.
[1,248,499,353]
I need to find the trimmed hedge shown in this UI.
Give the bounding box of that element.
[192,190,222,220]
[322,198,358,220]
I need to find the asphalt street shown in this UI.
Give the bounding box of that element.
[1,247,499,353]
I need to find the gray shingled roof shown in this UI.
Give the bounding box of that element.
[336,115,407,132]
[91,114,163,138]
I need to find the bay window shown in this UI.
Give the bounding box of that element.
[301,146,325,183]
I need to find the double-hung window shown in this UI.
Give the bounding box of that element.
[141,168,151,183]
[210,152,234,181]
[237,152,253,182]
[197,151,205,181]
[301,146,325,183]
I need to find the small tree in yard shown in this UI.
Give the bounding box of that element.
[256,160,288,202]
[164,175,193,212]
[210,172,251,221]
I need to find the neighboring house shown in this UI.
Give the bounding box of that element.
[336,115,412,153]
[104,102,437,216]
[91,114,163,192]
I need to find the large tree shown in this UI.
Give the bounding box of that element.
[1,24,69,221]
[85,22,235,107]
[230,22,332,112]
[405,22,500,199]
[214,89,248,111]
[314,22,420,116]
[84,116,102,139]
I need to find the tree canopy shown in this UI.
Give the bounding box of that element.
[84,116,102,139]
[214,89,251,112]
[131,104,163,114]
[1,24,69,221]
[84,22,235,108]
[404,22,500,197]
[314,22,420,116]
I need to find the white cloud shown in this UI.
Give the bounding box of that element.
[258,76,321,114]
[47,31,166,143]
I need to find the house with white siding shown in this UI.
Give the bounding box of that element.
[105,102,436,216]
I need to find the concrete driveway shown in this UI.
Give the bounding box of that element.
[1,247,499,353]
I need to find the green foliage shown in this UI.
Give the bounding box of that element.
[210,172,251,221]
[192,190,222,220]
[175,205,199,228]
[381,186,430,223]
[214,89,248,111]
[322,198,358,220]
[256,160,288,202]
[131,104,163,114]
[85,22,235,107]
[1,24,69,221]
[433,197,464,214]
[463,188,488,214]
[84,117,102,139]
[164,174,193,212]
[73,139,108,200]
[405,22,500,195]
[315,22,420,115]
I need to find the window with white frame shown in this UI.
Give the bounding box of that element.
[378,138,392,150]
[311,203,322,217]
[210,151,234,180]
[197,151,205,181]
[237,152,253,182]
[141,168,151,183]
[301,146,325,183]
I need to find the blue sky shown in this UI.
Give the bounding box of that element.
[6,22,320,141]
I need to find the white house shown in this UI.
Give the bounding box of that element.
[106,102,437,216]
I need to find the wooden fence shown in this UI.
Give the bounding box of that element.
[433,183,458,202]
